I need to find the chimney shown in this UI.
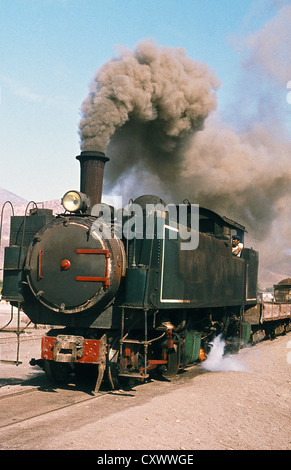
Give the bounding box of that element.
[76,150,109,208]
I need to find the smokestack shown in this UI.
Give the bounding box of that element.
[76,150,109,208]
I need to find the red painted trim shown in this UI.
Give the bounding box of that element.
[41,336,54,360]
[76,249,109,257]
[75,248,110,287]
[38,250,43,279]
[82,339,101,363]
[75,276,107,282]
[41,336,102,364]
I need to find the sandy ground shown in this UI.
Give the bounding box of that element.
[0,336,290,450]
[65,333,291,451]
[0,302,290,451]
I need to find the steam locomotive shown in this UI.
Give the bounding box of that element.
[2,151,290,392]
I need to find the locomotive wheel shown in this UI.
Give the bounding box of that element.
[161,346,179,378]
[43,359,72,384]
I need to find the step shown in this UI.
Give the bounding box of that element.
[118,372,149,378]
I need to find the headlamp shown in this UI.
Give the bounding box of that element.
[62,190,90,213]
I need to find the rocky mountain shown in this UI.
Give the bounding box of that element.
[0,188,28,204]
[258,268,290,290]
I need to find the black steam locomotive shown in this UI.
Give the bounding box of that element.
[1,150,280,391]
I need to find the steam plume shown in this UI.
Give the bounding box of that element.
[202,334,248,372]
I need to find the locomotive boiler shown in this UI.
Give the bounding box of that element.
[2,149,261,391]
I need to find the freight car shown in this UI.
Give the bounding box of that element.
[1,150,289,392]
[244,278,291,343]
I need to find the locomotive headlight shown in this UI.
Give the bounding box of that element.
[62,190,90,213]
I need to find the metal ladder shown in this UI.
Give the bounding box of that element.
[118,306,150,379]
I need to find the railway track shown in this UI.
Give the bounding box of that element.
[0,333,44,346]
[0,354,204,432]
[0,381,110,429]
[0,328,289,434]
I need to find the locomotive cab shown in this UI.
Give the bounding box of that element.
[198,206,245,245]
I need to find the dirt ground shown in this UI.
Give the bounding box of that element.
[69,332,291,451]
[0,327,290,451]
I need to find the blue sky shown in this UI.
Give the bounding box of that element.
[0,0,287,201]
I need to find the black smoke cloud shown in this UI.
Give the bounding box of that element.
[79,39,219,189]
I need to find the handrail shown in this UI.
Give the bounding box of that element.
[0,200,15,247]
